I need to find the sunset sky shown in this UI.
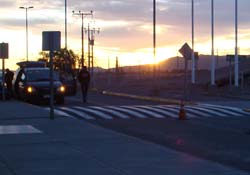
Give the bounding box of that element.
[0,0,250,70]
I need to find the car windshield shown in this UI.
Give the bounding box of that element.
[26,69,60,82]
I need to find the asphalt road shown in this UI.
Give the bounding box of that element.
[37,91,250,173]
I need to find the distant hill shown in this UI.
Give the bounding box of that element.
[107,55,229,72]
[158,55,228,71]
[93,67,106,72]
[102,54,250,73]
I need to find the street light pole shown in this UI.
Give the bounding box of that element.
[211,0,215,85]
[65,0,67,49]
[153,0,156,77]
[191,0,195,84]
[20,6,33,62]
[72,10,93,69]
[234,0,239,87]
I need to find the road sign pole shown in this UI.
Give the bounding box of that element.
[234,0,239,87]
[42,31,61,120]
[211,0,215,85]
[2,59,5,101]
[229,60,232,89]
[0,43,9,101]
[49,51,54,120]
[191,0,195,84]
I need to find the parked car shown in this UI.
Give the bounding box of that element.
[0,71,10,100]
[12,67,65,104]
[59,71,77,96]
[16,61,77,96]
[16,61,46,68]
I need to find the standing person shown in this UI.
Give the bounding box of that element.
[78,66,90,103]
[5,69,14,97]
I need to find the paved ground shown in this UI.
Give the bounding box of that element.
[0,99,250,175]
[55,92,250,172]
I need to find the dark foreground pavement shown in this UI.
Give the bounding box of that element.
[0,100,249,175]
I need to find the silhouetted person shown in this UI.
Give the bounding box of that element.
[5,69,14,97]
[78,66,90,103]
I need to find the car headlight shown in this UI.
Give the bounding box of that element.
[58,86,65,93]
[27,86,35,93]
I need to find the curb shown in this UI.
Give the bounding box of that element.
[102,90,196,105]
[203,92,250,101]
[243,109,250,113]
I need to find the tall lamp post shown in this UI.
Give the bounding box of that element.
[191,0,195,84]
[65,0,67,49]
[153,0,156,77]
[234,0,239,87]
[211,0,215,85]
[19,6,34,62]
[72,10,93,69]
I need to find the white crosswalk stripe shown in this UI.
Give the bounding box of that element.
[74,106,113,120]
[121,106,165,119]
[45,108,75,119]
[47,104,250,121]
[138,106,178,118]
[198,104,249,116]
[154,105,199,118]
[201,106,242,117]
[187,106,228,117]
[59,107,95,120]
[88,106,130,119]
[107,106,147,119]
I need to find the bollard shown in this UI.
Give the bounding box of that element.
[179,101,186,120]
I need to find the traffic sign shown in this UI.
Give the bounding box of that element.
[0,43,9,59]
[42,31,61,51]
[179,43,193,60]
[42,31,61,120]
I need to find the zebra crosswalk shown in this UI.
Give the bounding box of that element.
[45,104,250,121]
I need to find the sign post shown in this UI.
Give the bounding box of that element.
[42,31,61,120]
[178,43,193,120]
[179,43,193,100]
[0,43,9,101]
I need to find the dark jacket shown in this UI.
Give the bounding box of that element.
[5,70,14,87]
[78,69,90,84]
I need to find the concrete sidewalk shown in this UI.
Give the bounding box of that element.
[0,100,249,175]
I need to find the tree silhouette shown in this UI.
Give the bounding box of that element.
[38,48,79,72]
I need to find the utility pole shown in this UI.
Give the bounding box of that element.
[116,57,119,73]
[85,24,100,87]
[65,0,67,49]
[108,57,110,71]
[72,10,93,69]
[234,0,239,87]
[211,0,215,85]
[153,0,156,77]
[91,27,100,88]
[191,0,195,84]
[87,23,91,71]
